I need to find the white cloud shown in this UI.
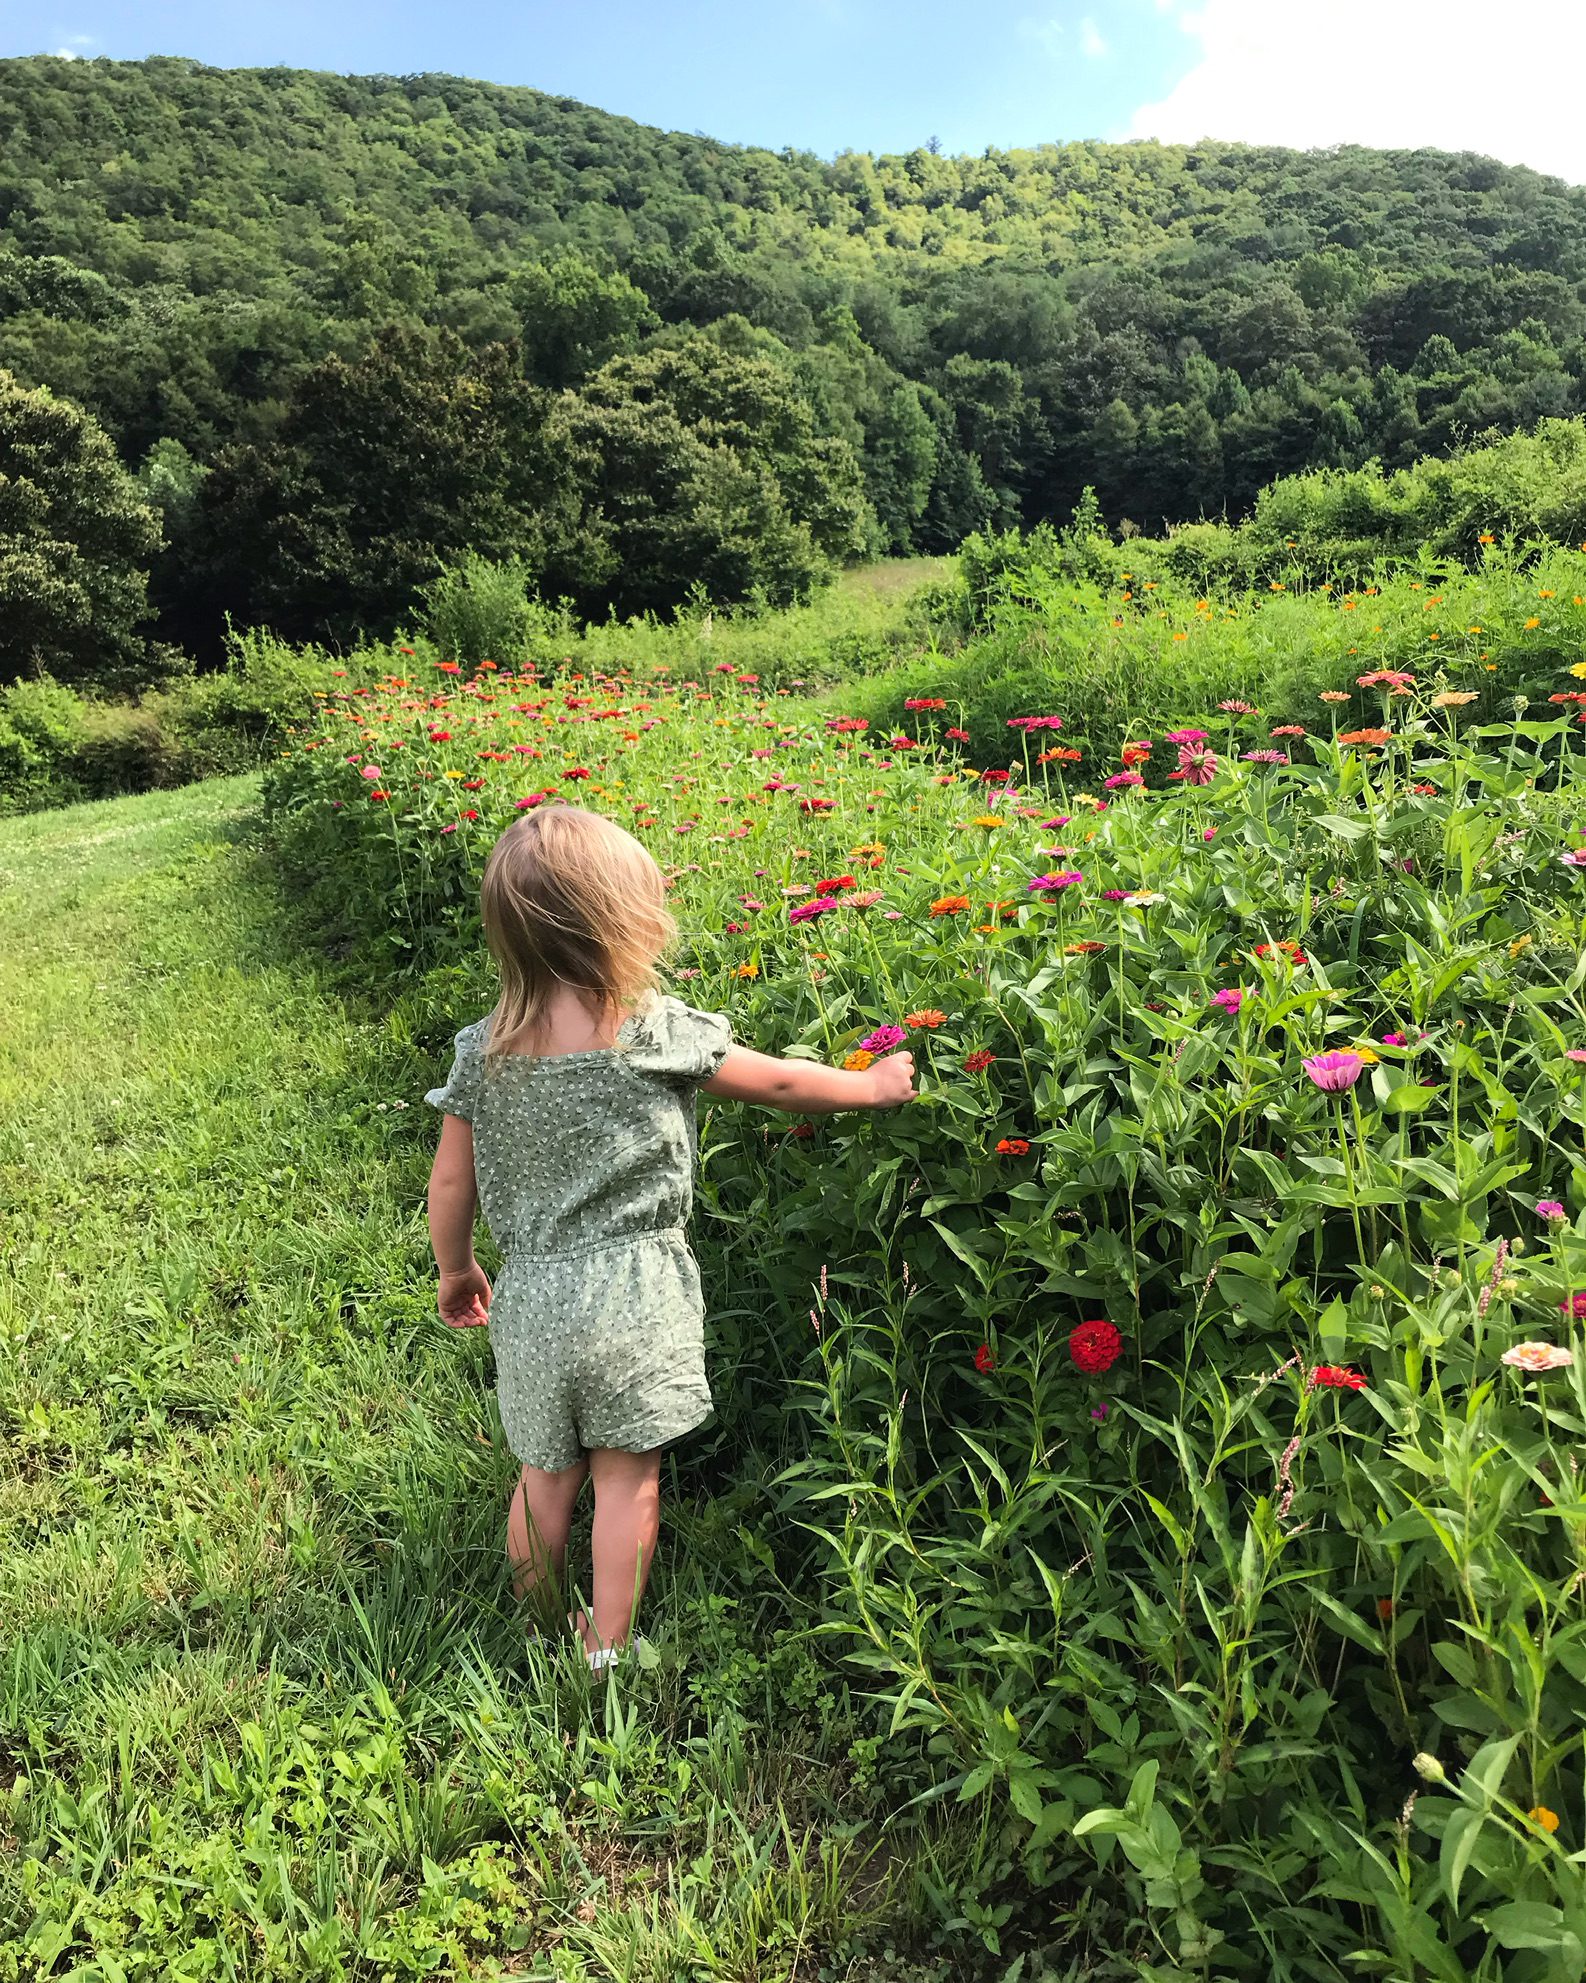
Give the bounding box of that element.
[53,46,80,57]
[1129,0,1586,184]
[1079,15,1109,57]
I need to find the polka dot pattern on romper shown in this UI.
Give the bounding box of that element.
[425,995,731,1469]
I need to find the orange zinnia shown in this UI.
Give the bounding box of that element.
[905,1009,946,1028]
[1338,728,1391,746]
[930,895,970,916]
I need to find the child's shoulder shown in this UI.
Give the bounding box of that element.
[623,993,733,1086]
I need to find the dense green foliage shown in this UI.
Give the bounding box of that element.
[254,635,1586,1978]
[0,369,159,689]
[9,54,1586,671]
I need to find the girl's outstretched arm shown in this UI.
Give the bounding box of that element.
[428,1113,492,1327]
[704,1046,915,1115]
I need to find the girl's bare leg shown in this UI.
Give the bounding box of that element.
[508,1458,588,1620]
[584,1447,662,1653]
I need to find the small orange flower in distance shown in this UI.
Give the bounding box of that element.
[735,961,759,979]
[1338,728,1392,747]
[995,1137,1030,1156]
[1121,741,1152,767]
[930,895,971,917]
[1525,617,1541,630]
[1530,1807,1561,1833]
[1319,690,1350,704]
[905,1009,947,1029]
[1479,531,1495,544]
[843,1049,875,1072]
[1066,939,1107,955]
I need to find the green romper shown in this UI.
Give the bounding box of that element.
[425,995,732,1471]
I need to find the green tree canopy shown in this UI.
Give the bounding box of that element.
[0,369,160,689]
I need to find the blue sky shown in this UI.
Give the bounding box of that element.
[14,0,1586,182]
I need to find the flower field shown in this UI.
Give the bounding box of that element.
[263,642,1586,1977]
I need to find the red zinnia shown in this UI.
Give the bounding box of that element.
[1310,1365,1367,1392]
[963,1049,995,1073]
[562,766,591,781]
[1069,1318,1123,1374]
[974,1343,997,1373]
[995,1137,1030,1156]
[945,727,971,743]
[815,874,856,896]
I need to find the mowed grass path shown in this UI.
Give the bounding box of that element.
[0,780,917,1983]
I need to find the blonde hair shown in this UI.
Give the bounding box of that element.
[480,806,675,1059]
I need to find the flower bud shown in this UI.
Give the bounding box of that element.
[1412,1752,1447,1784]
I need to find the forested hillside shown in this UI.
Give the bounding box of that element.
[6,53,1586,672]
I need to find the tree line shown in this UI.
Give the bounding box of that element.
[5,54,1586,683]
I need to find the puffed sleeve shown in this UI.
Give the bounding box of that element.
[624,996,733,1088]
[424,1020,488,1121]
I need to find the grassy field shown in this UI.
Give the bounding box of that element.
[0,778,955,1983]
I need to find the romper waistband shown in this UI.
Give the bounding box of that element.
[499,1224,685,1261]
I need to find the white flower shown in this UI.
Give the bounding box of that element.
[1124,890,1166,907]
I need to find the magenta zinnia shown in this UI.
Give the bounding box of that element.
[858,1024,907,1053]
[1303,1050,1365,1092]
[1027,870,1084,894]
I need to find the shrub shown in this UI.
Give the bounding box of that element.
[416,553,577,668]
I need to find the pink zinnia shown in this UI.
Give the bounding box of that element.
[1561,1292,1586,1318]
[859,1024,907,1053]
[1303,1050,1365,1092]
[739,896,764,912]
[1382,1032,1407,1047]
[1104,770,1144,789]
[1568,1051,1586,1064]
[1242,750,1289,764]
[1176,742,1219,786]
[1165,728,1209,744]
[360,764,382,780]
[1561,849,1586,868]
[1007,714,1064,730]
[1100,889,1130,901]
[1028,870,1083,894]
[1211,988,1245,1014]
[1219,699,1257,714]
[850,889,883,908]
[1537,1200,1567,1220]
[789,899,838,924]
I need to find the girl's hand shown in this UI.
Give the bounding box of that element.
[864,1051,916,1108]
[438,1262,492,1329]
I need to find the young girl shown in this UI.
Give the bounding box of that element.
[426,806,915,1668]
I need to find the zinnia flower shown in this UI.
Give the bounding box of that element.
[1303,1050,1365,1092]
[1560,849,1586,869]
[788,899,838,925]
[1174,742,1218,785]
[1537,1200,1567,1220]
[945,727,970,743]
[360,764,383,780]
[1028,870,1083,894]
[930,895,971,916]
[1069,1318,1123,1374]
[995,1137,1030,1156]
[843,1050,875,1072]
[904,698,947,711]
[1502,1342,1574,1372]
[1210,988,1245,1014]
[1120,741,1152,767]
[1104,771,1145,789]
[1218,699,1257,714]
[1529,1807,1561,1834]
[859,1024,907,1053]
[904,1009,946,1029]
[963,1049,995,1073]
[1338,729,1391,747]
[1568,1050,1586,1064]
[815,874,856,895]
[1242,750,1289,764]
[1165,729,1208,744]
[1310,1365,1367,1391]
[973,1343,997,1374]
